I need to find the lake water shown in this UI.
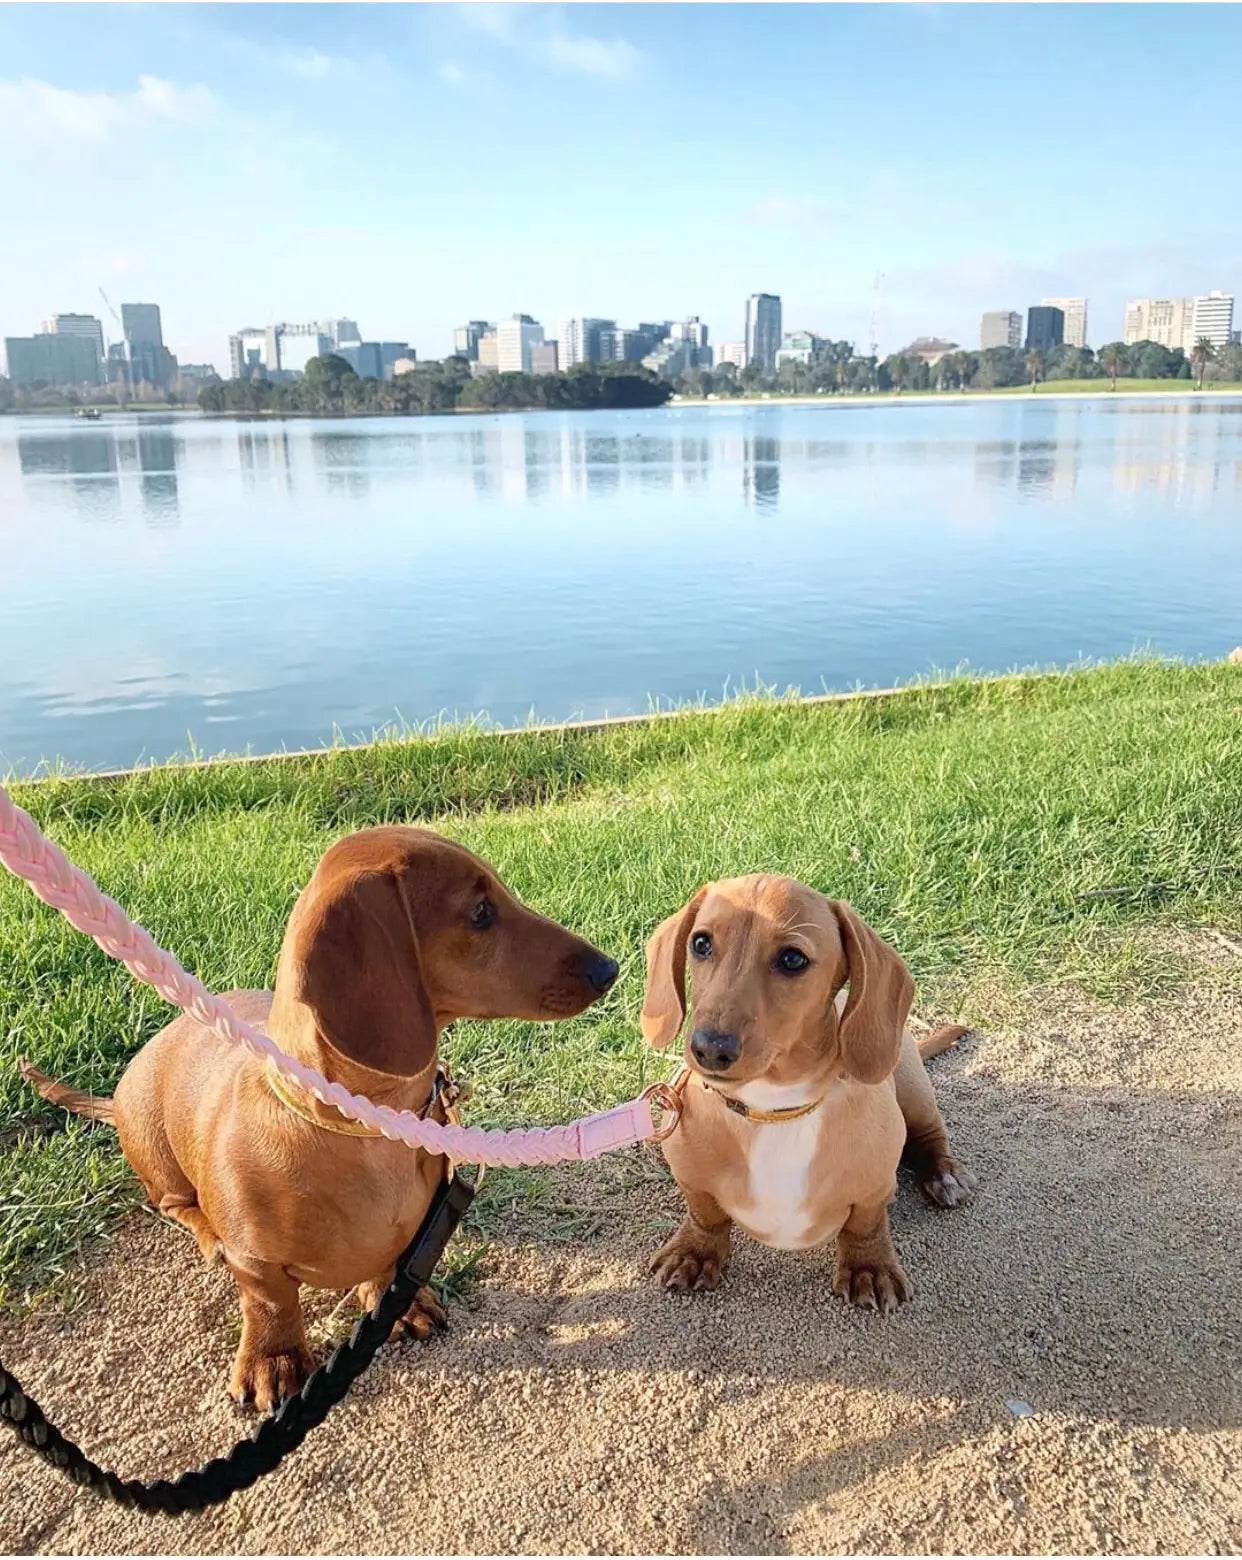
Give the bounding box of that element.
[2,398,1240,775]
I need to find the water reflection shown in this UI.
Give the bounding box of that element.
[12,401,1242,527]
[7,398,1242,775]
[16,418,180,523]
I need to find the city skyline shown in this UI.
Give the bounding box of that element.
[3,5,1242,368]
[6,275,1240,393]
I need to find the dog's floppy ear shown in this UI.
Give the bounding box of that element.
[641,888,707,1049]
[297,868,437,1077]
[830,901,913,1085]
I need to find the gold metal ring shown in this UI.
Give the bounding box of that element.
[644,1081,684,1142]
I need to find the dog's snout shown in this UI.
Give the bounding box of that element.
[691,1026,741,1073]
[581,951,620,994]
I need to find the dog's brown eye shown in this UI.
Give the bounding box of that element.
[690,932,713,960]
[470,899,497,931]
[775,947,810,975]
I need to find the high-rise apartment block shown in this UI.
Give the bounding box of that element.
[1190,291,1235,348]
[453,321,491,361]
[227,317,385,379]
[530,342,559,376]
[980,311,1022,350]
[1025,305,1064,353]
[558,317,617,367]
[320,318,362,349]
[1041,297,1088,348]
[1121,294,1235,353]
[4,332,103,387]
[496,314,544,374]
[121,302,176,389]
[1123,298,1193,351]
[41,313,106,365]
[745,293,782,372]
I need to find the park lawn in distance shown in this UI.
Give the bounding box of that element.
[3,657,1242,1299]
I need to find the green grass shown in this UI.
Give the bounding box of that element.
[3,657,1242,1301]
[997,379,1242,396]
[678,381,1242,405]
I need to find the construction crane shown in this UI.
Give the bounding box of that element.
[868,271,885,361]
[98,287,129,395]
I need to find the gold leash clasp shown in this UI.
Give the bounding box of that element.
[644,1072,687,1143]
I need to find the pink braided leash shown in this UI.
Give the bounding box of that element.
[0,782,658,1166]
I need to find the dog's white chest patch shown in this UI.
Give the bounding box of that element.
[738,1110,824,1250]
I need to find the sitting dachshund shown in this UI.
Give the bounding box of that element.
[23,826,617,1408]
[641,876,973,1311]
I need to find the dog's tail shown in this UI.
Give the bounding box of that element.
[19,1058,116,1125]
[916,1024,970,1062]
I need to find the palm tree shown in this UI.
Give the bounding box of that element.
[1192,336,1216,390]
[1100,343,1125,391]
[1025,349,1045,390]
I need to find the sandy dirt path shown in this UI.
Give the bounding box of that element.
[2,976,1240,1555]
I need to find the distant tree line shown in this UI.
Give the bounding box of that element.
[197,354,672,417]
[674,338,1242,400]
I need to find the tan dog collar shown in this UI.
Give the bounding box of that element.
[265,1061,464,1139]
[672,1063,825,1125]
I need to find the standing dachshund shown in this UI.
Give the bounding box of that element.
[23,827,618,1408]
[642,876,973,1310]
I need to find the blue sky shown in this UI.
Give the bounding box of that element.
[3,3,1240,369]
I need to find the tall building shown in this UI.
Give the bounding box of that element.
[615,327,660,362]
[980,310,1022,350]
[229,328,267,377]
[270,323,330,376]
[1190,291,1235,349]
[319,318,362,349]
[642,319,713,379]
[717,341,746,369]
[41,313,105,366]
[453,321,491,361]
[496,314,544,373]
[1123,297,1193,351]
[121,303,176,390]
[339,342,383,378]
[1025,305,1064,352]
[1041,297,1088,348]
[475,329,499,372]
[745,293,782,372]
[557,317,616,367]
[530,342,559,376]
[4,333,103,387]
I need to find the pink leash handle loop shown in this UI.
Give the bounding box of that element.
[0,784,658,1166]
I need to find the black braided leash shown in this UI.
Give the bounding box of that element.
[0,1172,475,1515]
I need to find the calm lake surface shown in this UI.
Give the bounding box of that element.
[3,398,1241,775]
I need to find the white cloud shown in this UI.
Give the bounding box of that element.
[0,74,216,142]
[450,4,640,81]
[281,48,335,81]
[543,30,640,80]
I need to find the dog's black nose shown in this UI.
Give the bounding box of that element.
[582,952,619,993]
[691,1027,741,1072]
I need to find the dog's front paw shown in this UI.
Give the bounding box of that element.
[833,1252,913,1314]
[921,1156,976,1209]
[229,1343,315,1412]
[649,1226,729,1292]
[397,1285,449,1341]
